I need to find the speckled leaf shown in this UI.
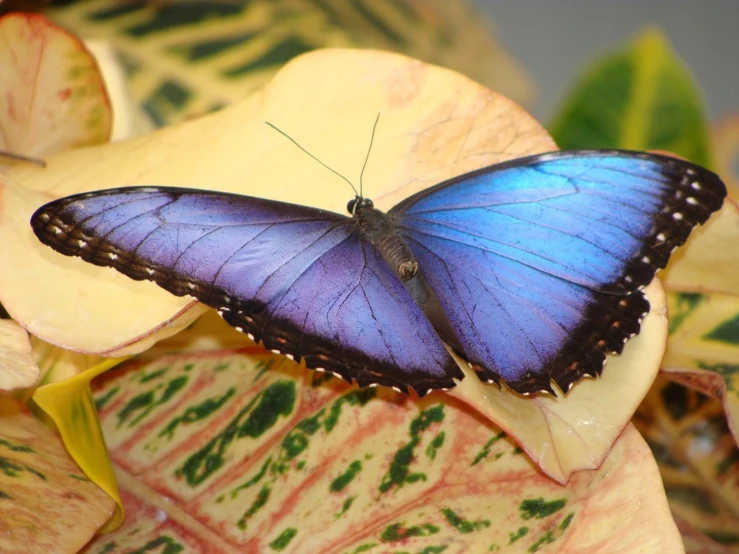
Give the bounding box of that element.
[48,0,533,127]
[0,12,111,163]
[549,28,712,167]
[0,320,39,392]
[635,377,739,551]
[81,348,682,553]
[0,399,115,552]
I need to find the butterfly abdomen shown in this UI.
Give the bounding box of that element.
[355,204,466,356]
[355,206,418,281]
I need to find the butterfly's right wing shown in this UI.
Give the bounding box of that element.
[32,187,461,394]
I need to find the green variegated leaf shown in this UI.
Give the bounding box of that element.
[83,349,681,553]
[549,27,711,167]
[48,0,533,127]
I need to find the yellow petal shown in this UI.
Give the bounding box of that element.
[32,356,130,532]
[0,398,115,549]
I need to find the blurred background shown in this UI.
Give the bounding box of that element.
[473,0,737,122]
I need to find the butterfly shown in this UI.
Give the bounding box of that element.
[30,148,726,397]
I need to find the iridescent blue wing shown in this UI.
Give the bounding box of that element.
[391,150,726,394]
[31,187,461,395]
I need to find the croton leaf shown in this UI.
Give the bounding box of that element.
[0,399,115,551]
[549,27,712,167]
[78,347,682,553]
[2,48,667,484]
[47,0,534,127]
[0,12,111,163]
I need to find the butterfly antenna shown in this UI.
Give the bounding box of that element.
[265,122,359,196]
[0,150,46,167]
[358,113,380,198]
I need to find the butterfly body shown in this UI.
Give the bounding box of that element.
[352,200,419,282]
[31,150,726,396]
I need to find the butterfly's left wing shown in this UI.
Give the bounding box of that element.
[31,187,462,394]
[391,150,726,394]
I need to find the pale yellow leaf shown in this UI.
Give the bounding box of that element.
[3,48,552,355]
[0,320,40,392]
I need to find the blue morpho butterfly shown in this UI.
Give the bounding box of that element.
[30,120,726,397]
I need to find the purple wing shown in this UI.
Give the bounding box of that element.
[391,151,726,394]
[31,187,461,394]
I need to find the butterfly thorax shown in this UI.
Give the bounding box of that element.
[354,202,418,282]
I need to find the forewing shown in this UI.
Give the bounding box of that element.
[392,151,726,393]
[31,187,461,394]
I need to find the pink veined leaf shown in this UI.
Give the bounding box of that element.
[82,348,681,553]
